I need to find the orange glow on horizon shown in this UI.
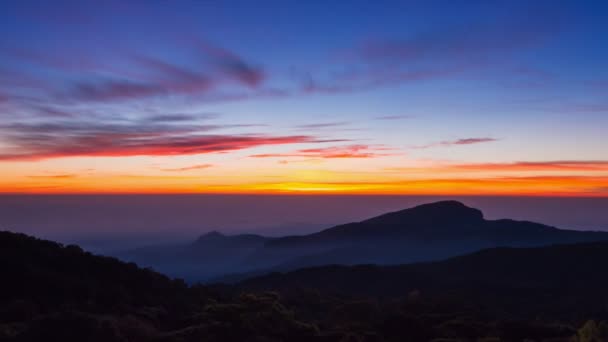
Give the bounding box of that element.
[2,156,607,197]
[1,174,606,197]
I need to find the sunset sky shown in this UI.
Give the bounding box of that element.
[1,1,607,196]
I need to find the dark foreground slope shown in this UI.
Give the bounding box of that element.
[3,231,608,341]
[121,201,608,282]
[0,231,317,342]
[237,241,608,341]
[241,241,608,319]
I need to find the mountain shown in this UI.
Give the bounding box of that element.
[249,200,608,269]
[3,230,608,341]
[118,201,608,282]
[118,231,270,280]
[240,241,608,319]
[0,231,317,342]
[242,239,608,295]
[236,240,608,339]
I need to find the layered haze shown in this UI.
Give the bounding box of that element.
[1,195,606,253]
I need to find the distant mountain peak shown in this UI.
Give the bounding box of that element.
[196,231,226,242]
[364,200,484,226]
[411,200,484,218]
[193,231,269,247]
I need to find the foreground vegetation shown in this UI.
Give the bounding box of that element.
[1,231,607,341]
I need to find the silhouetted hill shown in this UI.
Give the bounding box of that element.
[118,201,608,282]
[268,200,485,243]
[194,231,269,245]
[266,200,603,246]
[118,231,270,280]
[0,231,189,312]
[241,241,608,319]
[0,231,317,341]
[241,201,608,278]
[3,230,608,341]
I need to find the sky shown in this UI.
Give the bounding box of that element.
[1,0,607,196]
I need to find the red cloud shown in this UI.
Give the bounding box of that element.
[0,134,316,160]
[0,118,320,160]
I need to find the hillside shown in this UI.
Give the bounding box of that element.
[2,231,608,341]
[122,201,608,282]
[241,241,608,318]
[0,231,316,342]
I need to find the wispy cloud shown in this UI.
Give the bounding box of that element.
[69,80,171,102]
[385,160,608,174]
[6,40,266,105]
[145,113,200,123]
[26,174,78,179]
[198,41,265,87]
[0,119,326,160]
[294,122,351,130]
[413,137,498,149]
[161,164,214,172]
[449,160,608,172]
[299,10,561,95]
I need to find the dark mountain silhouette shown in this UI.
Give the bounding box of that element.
[118,231,270,280]
[241,240,608,299]
[0,231,318,341]
[3,230,608,341]
[237,241,608,340]
[118,201,608,282]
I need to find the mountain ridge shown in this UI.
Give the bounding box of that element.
[118,200,608,282]
[240,239,608,299]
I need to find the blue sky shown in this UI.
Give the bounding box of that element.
[0,0,607,195]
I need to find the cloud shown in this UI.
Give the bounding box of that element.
[444,138,498,146]
[250,144,394,159]
[449,160,608,172]
[0,120,323,160]
[0,134,317,160]
[413,137,498,149]
[294,122,351,129]
[300,10,561,95]
[385,160,608,174]
[70,80,168,102]
[144,112,221,123]
[198,41,265,87]
[145,113,199,123]
[33,106,77,118]
[161,164,214,172]
[26,174,78,179]
[6,40,265,104]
